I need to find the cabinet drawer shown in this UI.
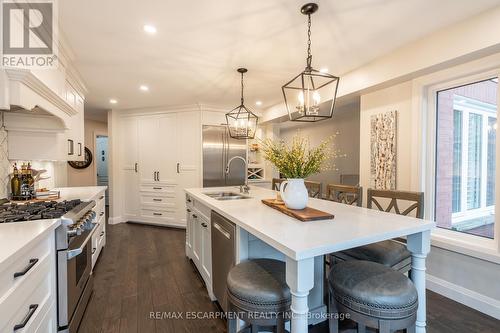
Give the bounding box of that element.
[34,301,56,333]
[0,253,53,332]
[140,209,176,220]
[193,200,211,221]
[92,223,104,268]
[0,236,51,299]
[140,194,176,206]
[140,185,176,196]
[93,195,105,218]
[186,194,194,208]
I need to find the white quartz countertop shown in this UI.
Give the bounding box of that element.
[0,219,60,269]
[54,186,107,201]
[185,186,435,260]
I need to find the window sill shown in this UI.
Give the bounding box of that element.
[431,228,500,264]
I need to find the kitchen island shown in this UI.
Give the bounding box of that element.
[185,186,435,333]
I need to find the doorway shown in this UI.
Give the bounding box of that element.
[96,135,109,205]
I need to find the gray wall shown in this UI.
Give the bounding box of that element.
[279,102,360,196]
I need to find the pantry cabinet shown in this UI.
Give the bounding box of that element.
[118,110,202,228]
[121,117,140,220]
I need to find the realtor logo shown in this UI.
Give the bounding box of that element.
[1,0,58,68]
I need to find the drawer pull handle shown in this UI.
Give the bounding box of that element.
[13,304,38,330]
[13,258,39,278]
[153,212,163,216]
[186,208,191,213]
[153,198,162,202]
[201,223,208,228]
[187,198,192,203]
[100,212,105,216]
[92,247,97,254]
[153,187,162,190]
[100,231,105,237]
[99,195,104,200]
[192,214,198,218]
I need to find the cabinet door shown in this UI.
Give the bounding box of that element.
[186,208,193,254]
[192,213,202,264]
[200,216,212,282]
[138,116,159,183]
[175,111,201,224]
[121,117,140,218]
[157,114,177,184]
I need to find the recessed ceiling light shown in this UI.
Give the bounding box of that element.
[139,85,149,92]
[109,99,118,104]
[255,101,263,106]
[143,24,157,34]
[320,67,328,73]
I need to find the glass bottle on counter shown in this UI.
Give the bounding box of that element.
[20,163,30,198]
[27,162,35,197]
[10,163,21,197]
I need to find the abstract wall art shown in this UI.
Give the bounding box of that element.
[370,110,397,190]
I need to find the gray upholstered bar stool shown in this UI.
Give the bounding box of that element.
[328,261,418,333]
[226,259,291,333]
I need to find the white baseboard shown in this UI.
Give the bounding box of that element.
[427,274,500,320]
[108,216,124,224]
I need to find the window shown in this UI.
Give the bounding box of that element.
[435,78,497,239]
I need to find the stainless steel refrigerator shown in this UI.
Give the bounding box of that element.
[203,125,247,187]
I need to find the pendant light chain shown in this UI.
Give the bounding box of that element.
[306,14,312,69]
[240,71,245,105]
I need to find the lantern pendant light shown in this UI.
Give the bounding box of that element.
[226,68,259,139]
[282,3,340,122]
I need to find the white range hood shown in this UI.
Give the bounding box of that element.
[0,68,75,131]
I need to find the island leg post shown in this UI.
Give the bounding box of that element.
[407,230,431,333]
[285,257,315,333]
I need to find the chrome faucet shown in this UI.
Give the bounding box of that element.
[225,156,250,194]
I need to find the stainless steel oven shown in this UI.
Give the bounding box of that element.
[56,202,97,333]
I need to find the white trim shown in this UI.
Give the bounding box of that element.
[108,216,124,225]
[431,228,500,264]
[427,274,500,320]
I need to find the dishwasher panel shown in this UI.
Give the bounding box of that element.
[211,211,236,312]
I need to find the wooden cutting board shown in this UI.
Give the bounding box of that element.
[261,199,334,222]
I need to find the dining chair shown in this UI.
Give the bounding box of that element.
[331,188,424,275]
[326,184,363,207]
[271,178,286,191]
[304,181,322,198]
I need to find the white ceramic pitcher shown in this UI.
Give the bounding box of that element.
[279,179,308,210]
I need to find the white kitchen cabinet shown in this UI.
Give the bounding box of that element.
[185,196,214,300]
[121,117,140,220]
[0,228,57,333]
[200,214,212,282]
[117,110,201,228]
[185,207,194,254]
[91,190,106,269]
[192,212,202,263]
[138,114,177,184]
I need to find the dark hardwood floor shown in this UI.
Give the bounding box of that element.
[79,221,500,333]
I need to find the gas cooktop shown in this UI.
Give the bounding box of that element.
[0,199,83,223]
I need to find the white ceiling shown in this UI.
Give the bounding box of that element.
[59,0,500,120]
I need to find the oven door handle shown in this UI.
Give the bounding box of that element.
[66,227,96,260]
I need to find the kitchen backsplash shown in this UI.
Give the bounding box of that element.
[0,127,10,199]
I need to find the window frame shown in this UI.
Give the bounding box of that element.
[445,97,497,226]
[411,56,500,260]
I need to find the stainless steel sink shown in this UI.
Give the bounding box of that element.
[204,192,251,201]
